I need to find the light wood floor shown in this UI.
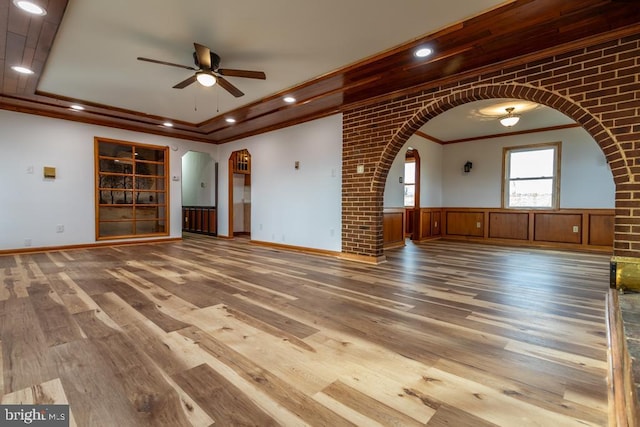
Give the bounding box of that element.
[0,235,611,426]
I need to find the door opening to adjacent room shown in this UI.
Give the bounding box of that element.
[228,149,251,238]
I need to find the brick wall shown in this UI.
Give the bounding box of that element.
[342,34,640,260]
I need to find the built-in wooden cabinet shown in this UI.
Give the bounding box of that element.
[95,138,169,240]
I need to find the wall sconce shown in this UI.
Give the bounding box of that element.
[464,161,473,173]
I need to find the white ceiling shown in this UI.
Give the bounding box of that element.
[38,0,511,125]
[422,99,576,142]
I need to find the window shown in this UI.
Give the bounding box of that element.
[95,138,169,239]
[404,160,416,207]
[503,142,560,209]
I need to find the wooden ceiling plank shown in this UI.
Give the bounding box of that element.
[0,0,8,60]
[4,31,25,93]
[7,2,29,36]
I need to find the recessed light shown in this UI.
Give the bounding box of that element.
[284,96,296,103]
[12,0,46,16]
[163,122,173,127]
[414,47,433,58]
[225,118,236,123]
[69,105,84,111]
[11,65,34,74]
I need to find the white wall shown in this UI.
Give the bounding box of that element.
[0,110,218,251]
[217,114,342,251]
[441,127,614,208]
[384,127,613,210]
[181,151,216,206]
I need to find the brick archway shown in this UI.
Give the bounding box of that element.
[342,34,640,262]
[372,84,629,195]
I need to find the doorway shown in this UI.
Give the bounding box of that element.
[181,151,217,235]
[228,149,251,237]
[404,148,420,240]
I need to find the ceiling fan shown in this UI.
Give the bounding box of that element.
[137,43,266,97]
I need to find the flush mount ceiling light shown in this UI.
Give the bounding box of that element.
[283,96,296,103]
[69,104,84,111]
[225,118,236,123]
[414,47,433,58]
[196,71,216,87]
[12,0,46,15]
[499,107,520,127]
[163,122,173,127]
[11,65,34,74]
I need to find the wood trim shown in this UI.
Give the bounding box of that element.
[414,131,444,144]
[338,252,387,265]
[606,289,640,427]
[249,240,340,258]
[0,237,182,256]
[439,207,614,253]
[443,124,581,145]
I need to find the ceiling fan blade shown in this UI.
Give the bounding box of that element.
[137,57,196,71]
[194,43,211,70]
[216,76,244,97]
[173,75,197,89]
[218,68,266,80]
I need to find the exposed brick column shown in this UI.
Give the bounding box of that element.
[342,34,640,262]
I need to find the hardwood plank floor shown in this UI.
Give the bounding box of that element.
[0,235,611,426]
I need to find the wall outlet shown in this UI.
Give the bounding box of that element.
[24,238,32,247]
[56,224,64,233]
[476,222,482,228]
[356,164,365,174]
[572,225,579,233]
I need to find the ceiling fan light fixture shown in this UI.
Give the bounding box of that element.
[196,72,216,87]
[12,0,46,15]
[499,107,520,127]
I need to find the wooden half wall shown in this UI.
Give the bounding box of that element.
[383,207,614,252]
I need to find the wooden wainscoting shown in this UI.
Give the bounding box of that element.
[383,208,405,248]
[415,208,442,240]
[441,208,614,252]
[182,206,217,236]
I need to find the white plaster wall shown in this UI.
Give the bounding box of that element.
[181,151,216,206]
[0,110,218,251]
[441,127,614,208]
[384,134,443,208]
[217,114,342,251]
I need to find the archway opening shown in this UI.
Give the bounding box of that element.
[380,97,615,254]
